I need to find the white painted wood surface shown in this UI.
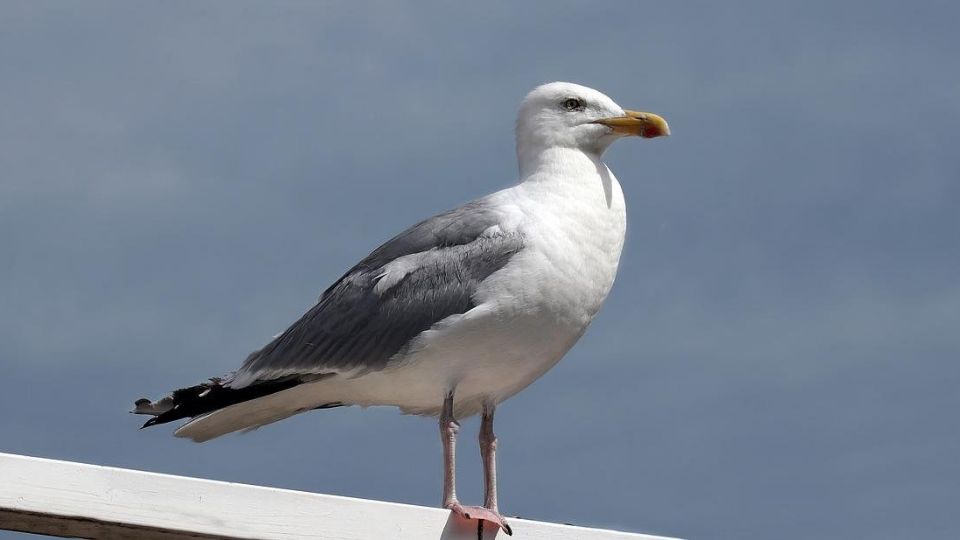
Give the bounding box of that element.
[0,452,679,540]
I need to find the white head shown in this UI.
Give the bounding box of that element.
[515,82,669,172]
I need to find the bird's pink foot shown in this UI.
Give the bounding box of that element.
[446,502,513,535]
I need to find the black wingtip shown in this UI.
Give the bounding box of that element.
[135,375,313,431]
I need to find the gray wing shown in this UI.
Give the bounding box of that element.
[228,199,524,387]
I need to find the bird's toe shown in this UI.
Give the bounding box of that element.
[446,503,512,535]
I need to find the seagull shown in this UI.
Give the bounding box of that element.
[134,82,669,534]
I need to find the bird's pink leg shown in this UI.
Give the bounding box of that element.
[440,392,460,508]
[440,394,512,535]
[480,406,499,509]
[479,404,511,534]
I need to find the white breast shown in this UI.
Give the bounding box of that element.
[504,163,627,329]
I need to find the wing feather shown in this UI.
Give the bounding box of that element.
[228,200,523,387]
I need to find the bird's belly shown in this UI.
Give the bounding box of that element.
[333,302,584,417]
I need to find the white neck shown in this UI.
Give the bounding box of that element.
[517,146,605,181]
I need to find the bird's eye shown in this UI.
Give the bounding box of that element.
[562,98,584,111]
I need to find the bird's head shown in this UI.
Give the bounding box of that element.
[516,82,669,161]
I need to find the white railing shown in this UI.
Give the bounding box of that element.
[0,452,679,540]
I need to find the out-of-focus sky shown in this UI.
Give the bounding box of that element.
[1,2,958,539]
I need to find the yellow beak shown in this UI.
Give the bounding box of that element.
[593,110,670,138]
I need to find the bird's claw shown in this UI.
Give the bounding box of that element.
[447,502,513,535]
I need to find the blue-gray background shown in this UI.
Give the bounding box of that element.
[2,2,958,539]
